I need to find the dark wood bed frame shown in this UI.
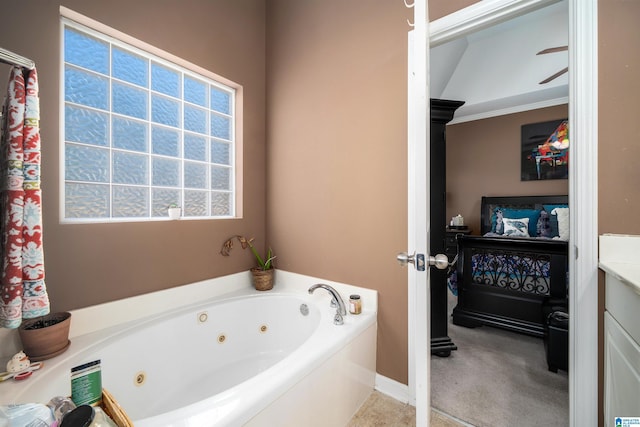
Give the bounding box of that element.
[451,195,569,337]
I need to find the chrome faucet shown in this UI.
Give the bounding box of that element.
[308,283,347,325]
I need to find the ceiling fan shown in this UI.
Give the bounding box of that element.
[537,45,568,84]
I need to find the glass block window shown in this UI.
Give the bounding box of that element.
[62,19,236,222]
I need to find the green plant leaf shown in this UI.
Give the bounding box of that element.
[248,242,267,269]
[223,235,275,271]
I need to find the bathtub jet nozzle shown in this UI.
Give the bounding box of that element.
[308,283,346,325]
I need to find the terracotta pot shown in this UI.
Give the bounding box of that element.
[18,312,71,361]
[251,268,274,291]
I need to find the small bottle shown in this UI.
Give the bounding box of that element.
[349,294,362,315]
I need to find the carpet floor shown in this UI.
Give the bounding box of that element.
[430,295,569,427]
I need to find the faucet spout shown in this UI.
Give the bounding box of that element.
[308,283,347,317]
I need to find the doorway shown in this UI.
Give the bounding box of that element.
[407,0,598,425]
[432,2,569,426]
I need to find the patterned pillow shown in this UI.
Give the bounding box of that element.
[490,207,502,233]
[501,208,541,237]
[536,209,553,238]
[494,209,504,234]
[503,217,530,237]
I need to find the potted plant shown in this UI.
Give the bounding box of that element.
[18,312,72,361]
[167,203,181,220]
[221,235,276,291]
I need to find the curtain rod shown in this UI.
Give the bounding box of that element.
[0,47,35,70]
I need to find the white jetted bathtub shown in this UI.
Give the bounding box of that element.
[0,271,377,426]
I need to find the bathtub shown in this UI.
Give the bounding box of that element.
[0,271,377,426]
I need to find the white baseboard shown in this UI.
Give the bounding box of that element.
[375,373,411,405]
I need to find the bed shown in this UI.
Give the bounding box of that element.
[451,195,569,338]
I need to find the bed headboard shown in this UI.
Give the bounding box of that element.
[480,195,568,235]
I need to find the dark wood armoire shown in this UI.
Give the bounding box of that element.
[430,99,464,357]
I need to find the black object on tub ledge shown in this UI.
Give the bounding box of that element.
[61,405,94,427]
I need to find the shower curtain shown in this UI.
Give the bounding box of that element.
[0,66,49,329]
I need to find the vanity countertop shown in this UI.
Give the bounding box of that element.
[599,234,640,294]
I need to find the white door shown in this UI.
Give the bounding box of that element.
[403,1,452,422]
[405,1,431,425]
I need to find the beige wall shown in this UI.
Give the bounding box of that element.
[0,0,267,310]
[430,0,480,20]
[446,105,569,234]
[598,0,640,234]
[266,0,413,383]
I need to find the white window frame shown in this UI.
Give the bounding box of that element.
[60,7,241,223]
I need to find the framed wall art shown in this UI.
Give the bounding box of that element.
[521,119,569,181]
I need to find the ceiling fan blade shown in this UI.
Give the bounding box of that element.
[537,46,568,55]
[539,67,569,84]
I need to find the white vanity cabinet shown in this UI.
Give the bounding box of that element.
[600,234,640,426]
[604,274,640,424]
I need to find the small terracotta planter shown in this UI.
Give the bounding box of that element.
[18,312,71,361]
[251,268,274,291]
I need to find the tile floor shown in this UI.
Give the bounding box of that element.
[348,391,468,427]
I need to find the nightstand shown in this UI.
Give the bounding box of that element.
[445,227,472,261]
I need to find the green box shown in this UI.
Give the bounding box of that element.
[71,360,102,406]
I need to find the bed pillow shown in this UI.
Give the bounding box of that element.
[503,217,530,237]
[543,204,568,238]
[552,207,569,240]
[490,207,502,233]
[493,209,504,234]
[501,208,541,237]
[536,209,553,238]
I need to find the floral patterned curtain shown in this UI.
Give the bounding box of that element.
[0,66,49,328]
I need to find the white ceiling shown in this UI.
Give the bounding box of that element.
[430,0,569,123]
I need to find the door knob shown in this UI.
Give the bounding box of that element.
[427,254,449,270]
[397,252,449,271]
[396,252,416,267]
[397,252,425,271]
